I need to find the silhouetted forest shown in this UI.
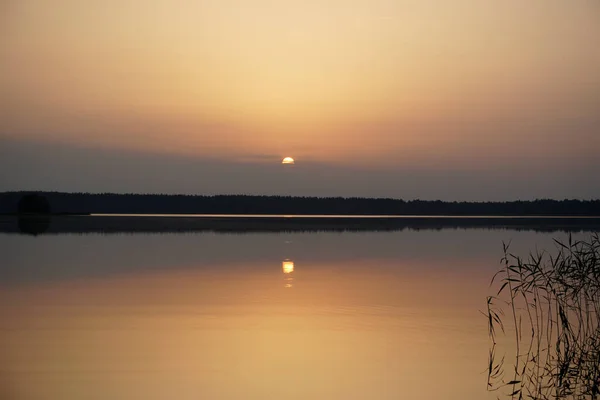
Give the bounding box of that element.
[1,191,599,216]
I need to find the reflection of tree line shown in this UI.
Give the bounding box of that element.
[8,216,600,236]
[17,216,51,235]
[3,191,600,216]
[486,234,600,399]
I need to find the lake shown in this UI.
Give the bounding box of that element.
[0,218,597,399]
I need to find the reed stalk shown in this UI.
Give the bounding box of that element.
[486,233,600,399]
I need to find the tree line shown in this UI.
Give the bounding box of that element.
[1,191,600,216]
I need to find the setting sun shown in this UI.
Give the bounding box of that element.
[282,157,295,165]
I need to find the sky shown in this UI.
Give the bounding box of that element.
[1,0,599,200]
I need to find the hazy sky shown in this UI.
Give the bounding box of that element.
[1,0,599,200]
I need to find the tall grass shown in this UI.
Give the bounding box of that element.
[486,233,600,399]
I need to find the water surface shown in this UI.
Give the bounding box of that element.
[0,227,591,399]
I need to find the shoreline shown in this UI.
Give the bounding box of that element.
[2,215,600,235]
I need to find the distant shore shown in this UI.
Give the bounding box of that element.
[1,191,599,217]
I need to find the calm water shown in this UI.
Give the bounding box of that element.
[0,227,591,399]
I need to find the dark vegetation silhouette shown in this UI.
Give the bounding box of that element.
[1,192,599,216]
[17,193,51,214]
[486,234,600,399]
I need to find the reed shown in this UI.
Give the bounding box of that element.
[486,233,600,399]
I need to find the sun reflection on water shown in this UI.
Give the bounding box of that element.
[282,260,294,288]
[282,261,294,274]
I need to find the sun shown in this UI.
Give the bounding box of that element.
[282,157,295,164]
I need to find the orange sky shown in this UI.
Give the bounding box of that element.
[0,0,599,198]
